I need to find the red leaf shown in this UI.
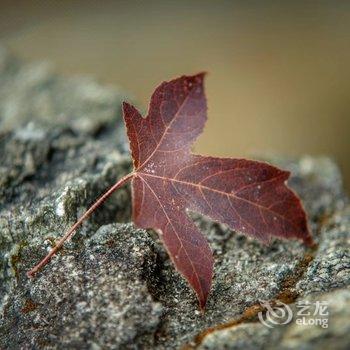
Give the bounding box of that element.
[28,73,313,310]
[123,73,313,309]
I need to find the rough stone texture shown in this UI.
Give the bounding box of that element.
[0,46,129,139]
[1,224,163,349]
[198,288,350,350]
[0,47,349,349]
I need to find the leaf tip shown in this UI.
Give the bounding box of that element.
[195,71,207,78]
[122,101,133,115]
[199,297,208,312]
[189,72,206,86]
[195,273,212,312]
[303,233,316,247]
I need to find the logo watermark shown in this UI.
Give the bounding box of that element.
[258,299,329,329]
[258,300,293,328]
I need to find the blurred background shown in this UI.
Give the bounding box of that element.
[1,0,349,190]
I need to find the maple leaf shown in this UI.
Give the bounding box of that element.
[28,73,313,310]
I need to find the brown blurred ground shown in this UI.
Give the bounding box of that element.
[1,0,349,191]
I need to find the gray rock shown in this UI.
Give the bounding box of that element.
[197,322,271,350]
[0,47,128,140]
[296,206,350,295]
[0,47,349,349]
[0,46,132,314]
[1,224,163,349]
[198,288,350,350]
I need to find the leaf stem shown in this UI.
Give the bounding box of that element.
[27,172,135,278]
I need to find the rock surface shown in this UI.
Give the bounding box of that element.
[0,47,349,349]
